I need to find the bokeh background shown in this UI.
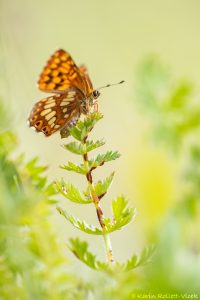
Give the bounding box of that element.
[1,0,200,297]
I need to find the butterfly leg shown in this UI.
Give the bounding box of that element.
[92,100,98,112]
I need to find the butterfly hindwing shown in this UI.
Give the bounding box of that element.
[60,113,80,139]
[28,89,83,136]
[38,49,86,94]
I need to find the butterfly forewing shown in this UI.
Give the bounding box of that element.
[79,64,94,96]
[38,49,87,94]
[28,89,83,136]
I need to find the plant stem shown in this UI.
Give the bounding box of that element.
[82,145,114,263]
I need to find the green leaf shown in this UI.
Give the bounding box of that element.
[136,55,171,113]
[63,141,85,155]
[68,126,82,141]
[68,238,113,272]
[69,112,103,142]
[60,162,87,174]
[112,196,130,220]
[78,112,103,132]
[24,157,48,189]
[164,82,193,112]
[57,207,103,235]
[68,238,97,270]
[86,139,105,152]
[63,139,105,155]
[124,245,155,271]
[45,182,57,197]
[68,238,154,273]
[55,180,91,204]
[44,182,58,204]
[84,172,115,200]
[26,158,47,177]
[94,172,115,199]
[104,196,136,233]
[89,151,121,169]
[60,195,135,234]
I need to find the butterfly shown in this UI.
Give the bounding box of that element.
[28,49,124,138]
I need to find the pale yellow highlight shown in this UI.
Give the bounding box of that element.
[48,116,56,125]
[126,146,177,233]
[45,111,56,121]
[40,108,51,116]
[67,91,76,96]
[46,97,56,103]
[60,101,69,106]
[44,102,56,109]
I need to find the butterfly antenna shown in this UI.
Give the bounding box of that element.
[97,80,125,91]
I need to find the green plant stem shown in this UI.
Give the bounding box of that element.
[82,143,114,263]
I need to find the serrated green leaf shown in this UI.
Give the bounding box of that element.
[57,207,103,235]
[112,196,135,230]
[83,172,115,201]
[26,157,47,176]
[124,245,155,271]
[84,172,115,200]
[69,237,154,273]
[68,238,97,269]
[86,139,105,152]
[89,151,121,169]
[63,141,85,155]
[136,245,155,267]
[77,112,103,132]
[69,236,154,273]
[101,196,135,233]
[45,182,58,197]
[63,139,105,155]
[95,261,112,272]
[60,162,87,174]
[69,112,103,142]
[68,126,82,141]
[112,195,129,220]
[24,157,48,189]
[55,180,91,204]
[94,172,115,199]
[124,255,137,271]
[68,238,114,272]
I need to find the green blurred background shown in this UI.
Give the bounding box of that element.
[1,0,200,298]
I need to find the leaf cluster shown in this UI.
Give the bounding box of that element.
[68,238,154,272]
[57,195,136,235]
[56,112,153,272]
[136,57,200,218]
[0,111,81,299]
[136,56,200,152]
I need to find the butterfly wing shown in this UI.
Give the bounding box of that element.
[79,64,94,97]
[28,89,83,136]
[38,49,87,94]
[60,113,80,139]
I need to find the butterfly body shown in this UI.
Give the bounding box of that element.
[28,49,99,137]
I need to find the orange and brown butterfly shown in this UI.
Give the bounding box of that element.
[28,49,124,138]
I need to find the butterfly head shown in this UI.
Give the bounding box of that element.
[92,90,101,99]
[86,90,100,113]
